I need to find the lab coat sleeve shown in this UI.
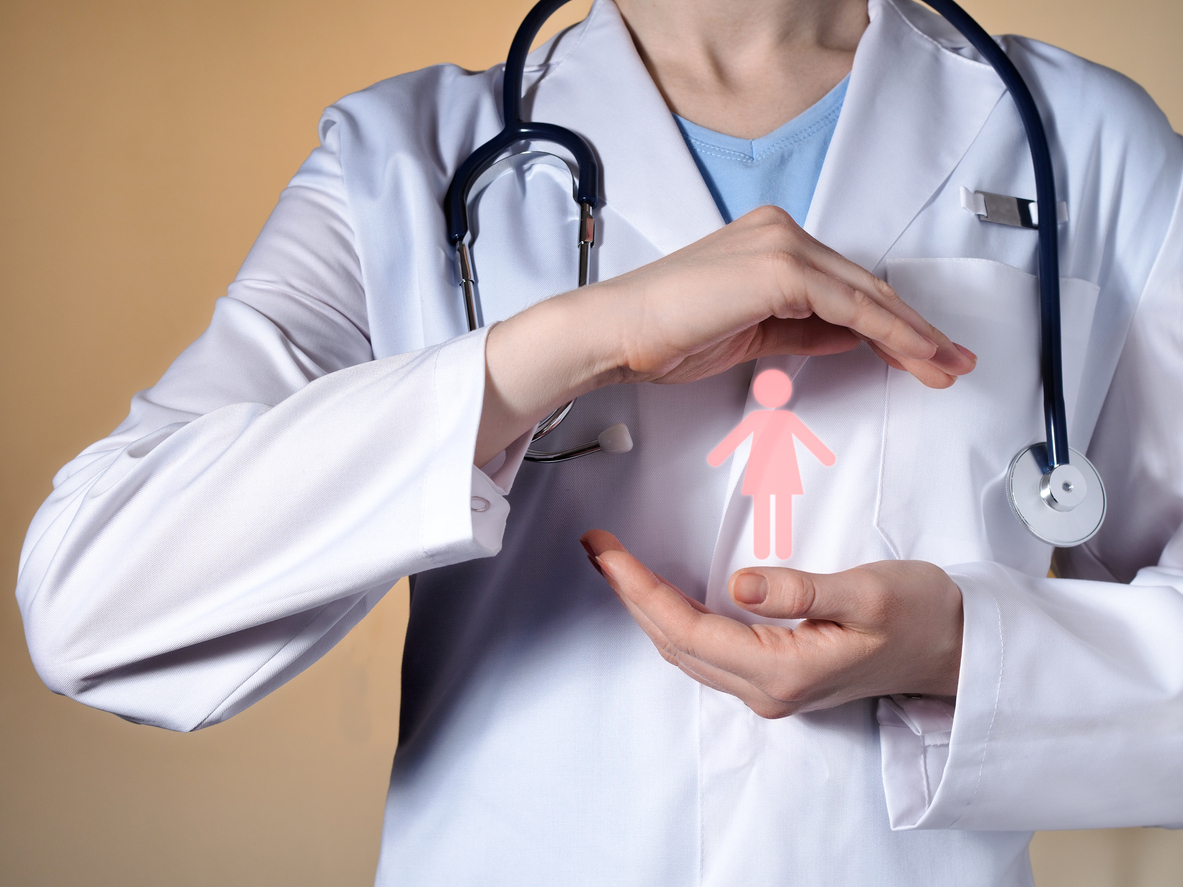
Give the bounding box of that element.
[15,116,525,733]
[877,181,1183,831]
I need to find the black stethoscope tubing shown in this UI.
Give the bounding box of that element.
[445,0,599,249]
[923,0,1069,473]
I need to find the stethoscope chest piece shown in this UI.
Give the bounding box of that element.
[1006,445,1106,546]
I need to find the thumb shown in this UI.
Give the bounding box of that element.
[728,567,856,622]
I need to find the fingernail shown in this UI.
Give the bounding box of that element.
[579,537,596,558]
[954,342,977,363]
[586,554,605,577]
[732,572,767,605]
[595,555,617,582]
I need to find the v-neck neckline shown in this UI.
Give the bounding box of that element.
[673,75,850,162]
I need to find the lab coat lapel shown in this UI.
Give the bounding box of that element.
[804,0,1006,269]
[527,0,725,255]
[529,0,1007,266]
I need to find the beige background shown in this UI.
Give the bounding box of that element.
[2,1,1181,884]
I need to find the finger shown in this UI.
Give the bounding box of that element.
[799,245,976,377]
[584,536,733,673]
[609,574,758,695]
[729,566,872,625]
[855,334,905,372]
[591,548,796,716]
[582,528,626,561]
[747,316,861,359]
[586,534,866,712]
[864,338,957,389]
[652,571,713,615]
[593,543,803,689]
[778,260,940,363]
[583,530,698,649]
[630,609,792,716]
[667,646,794,718]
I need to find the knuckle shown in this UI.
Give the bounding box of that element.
[875,277,901,303]
[661,612,696,652]
[847,284,872,313]
[766,676,805,706]
[775,572,815,619]
[751,204,793,229]
[750,211,802,262]
[856,571,895,623]
[770,255,814,318]
[773,250,807,281]
[751,699,794,720]
[653,637,681,666]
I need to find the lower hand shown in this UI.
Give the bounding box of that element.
[580,530,963,717]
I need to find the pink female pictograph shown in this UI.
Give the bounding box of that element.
[708,369,835,559]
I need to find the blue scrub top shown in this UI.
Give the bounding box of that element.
[674,75,849,225]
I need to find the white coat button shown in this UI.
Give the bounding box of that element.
[471,496,490,512]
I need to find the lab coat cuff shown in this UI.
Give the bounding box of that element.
[880,566,1004,830]
[877,695,955,829]
[471,429,528,553]
[477,426,531,493]
[418,328,510,563]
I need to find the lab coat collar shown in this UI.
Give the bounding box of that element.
[528,0,1006,270]
[525,0,725,255]
[805,0,1007,271]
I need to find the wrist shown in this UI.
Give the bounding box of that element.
[927,575,965,697]
[475,285,628,466]
[493,284,628,405]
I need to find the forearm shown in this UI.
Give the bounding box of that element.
[17,305,504,731]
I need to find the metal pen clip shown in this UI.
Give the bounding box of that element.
[960,186,1067,229]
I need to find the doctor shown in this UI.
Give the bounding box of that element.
[15,0,1183,884]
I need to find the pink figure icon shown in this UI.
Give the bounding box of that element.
[708,369,835,560]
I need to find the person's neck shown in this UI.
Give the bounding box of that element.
[613,0,869,139]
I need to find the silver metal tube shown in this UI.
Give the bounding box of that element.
[578,202,595,287]
[457,243,478,332]
[525,440,601,463]
[532,400,576,441]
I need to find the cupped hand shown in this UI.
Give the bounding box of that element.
[580,530,963,717]
[596,205,975,390]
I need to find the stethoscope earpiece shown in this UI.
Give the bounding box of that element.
[1006,445,1106,547]
[597,423,634,455]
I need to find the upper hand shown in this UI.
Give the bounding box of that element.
[580,530,964,717]
[479,206,975,465]
[597,205,975,389]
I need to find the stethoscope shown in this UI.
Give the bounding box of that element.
[444,0,1106,548]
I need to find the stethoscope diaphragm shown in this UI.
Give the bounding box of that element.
[1006,444,1107,547]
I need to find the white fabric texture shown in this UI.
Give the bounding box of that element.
[15,0,1183,883]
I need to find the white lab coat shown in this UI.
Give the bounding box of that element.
[16,0,1183,883]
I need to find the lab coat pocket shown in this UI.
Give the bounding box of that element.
[877,258,1099,570]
